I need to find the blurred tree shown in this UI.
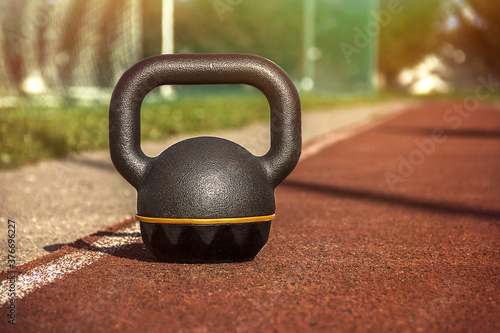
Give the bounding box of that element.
[379,0,499,89]
[140,0,382,94]
[1,0,25,94]
[174,0,302,78]
[442,0,500,86]
[378,0,446,87]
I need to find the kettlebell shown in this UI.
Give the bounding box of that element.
[109,54,301,263]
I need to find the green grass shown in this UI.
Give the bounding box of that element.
[4,89,495,170]
[1,92,376,169]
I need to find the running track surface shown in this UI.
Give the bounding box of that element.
[1,102,499,332]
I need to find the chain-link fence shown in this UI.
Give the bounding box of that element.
[0,0,377,106]
[0,0,142,106]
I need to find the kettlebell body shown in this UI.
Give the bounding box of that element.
[109,54,301,263]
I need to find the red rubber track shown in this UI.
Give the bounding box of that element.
[1,102,499,332]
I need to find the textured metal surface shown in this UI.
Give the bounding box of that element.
[140,221,271,263]
[108,54,301,262]
[109,54,301,192]
[137,136,276,219]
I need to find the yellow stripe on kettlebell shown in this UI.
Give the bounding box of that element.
[136,214,275,225]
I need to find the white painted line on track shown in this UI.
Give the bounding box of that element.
[0,223,141,305]
[301,103,410,160]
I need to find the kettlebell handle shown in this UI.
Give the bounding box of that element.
[109,54,301,189]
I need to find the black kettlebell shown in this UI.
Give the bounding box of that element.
[109,54,301,263]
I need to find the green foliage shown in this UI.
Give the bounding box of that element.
[0,94,269,169]
[175,0,303,79]
[379,0,500,87]
[0,92,385,169]
[0,106,109,168]
[140,94,270,140]
[444,0,500,81]
[174,0,377,93]
[378,0,447,86]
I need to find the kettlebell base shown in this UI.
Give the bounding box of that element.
[140,221,271,263]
